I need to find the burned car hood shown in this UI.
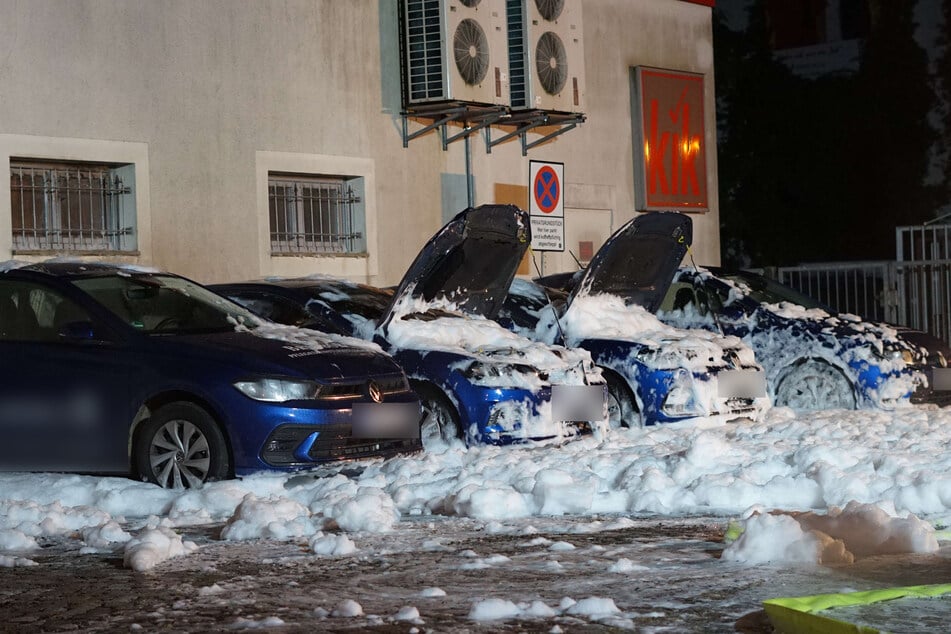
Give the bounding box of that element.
[570,212,691,313]
[382,204,531,326]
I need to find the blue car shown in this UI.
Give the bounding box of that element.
[657,267,929,410]
[213,204,607,447]
[500,212,770,428]
[0,263,421,488]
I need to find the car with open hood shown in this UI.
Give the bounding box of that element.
[499,212,770,427]
[0,262,421,488]
[212,205,607,448]
[657,267,935,410]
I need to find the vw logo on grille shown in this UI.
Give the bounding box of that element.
[368,380,383,403]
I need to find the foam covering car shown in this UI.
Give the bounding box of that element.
[500,212,770,427]
[657,267,931,410]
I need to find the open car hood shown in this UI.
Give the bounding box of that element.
[569,211,692,313]
[382,205,531,326]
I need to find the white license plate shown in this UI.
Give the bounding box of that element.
[552,384,607,421]
[718,370,766,398]
[351,402,421,438]
[933,367,951,392]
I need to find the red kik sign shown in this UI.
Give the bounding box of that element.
[632,67,708,212]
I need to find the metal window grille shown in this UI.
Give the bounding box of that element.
[268,176,362,254]
[10,162,133,252]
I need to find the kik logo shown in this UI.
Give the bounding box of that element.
[646,89,702,199]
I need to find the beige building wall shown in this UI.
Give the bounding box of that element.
[0,0,720,286]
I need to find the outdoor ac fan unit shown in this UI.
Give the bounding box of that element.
[506,0,585,113]
[402,0,509,106]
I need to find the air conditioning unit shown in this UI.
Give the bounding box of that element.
[507,0,585,113]
[401,0,509,106]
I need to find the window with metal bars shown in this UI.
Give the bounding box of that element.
[268,174,364,255]
[10,160,136,253]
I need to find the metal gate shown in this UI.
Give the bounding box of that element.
[894,219,951,347]
[769,219,951,347]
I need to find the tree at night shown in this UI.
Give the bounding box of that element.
[715,0,938,267]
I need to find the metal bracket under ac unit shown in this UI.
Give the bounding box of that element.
[484,109,586,156]
[401,102,584,155]
[401,103,507,152]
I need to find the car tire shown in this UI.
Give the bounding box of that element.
[413,383,463,448]
[134,401,231,489]
[774,359,856,411]
[605,373,639,429]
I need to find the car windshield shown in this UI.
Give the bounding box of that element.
[305,285,391,321]
[724,273,827,310]
[401,307,460,321]
[73,274,259,334]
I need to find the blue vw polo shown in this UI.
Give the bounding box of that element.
[0,262,421,488]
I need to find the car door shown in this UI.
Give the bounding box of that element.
[0,278,134,473]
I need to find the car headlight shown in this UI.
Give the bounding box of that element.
[636,347,689,370]
[462,362,504,382]
[463,361,544,386]
[930,350,948,368]
[234,378,322,402]
[875,344,916,364]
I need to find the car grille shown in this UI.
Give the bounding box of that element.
[319,375,410,401]
[723,397,757,409]
[261,423,421,466]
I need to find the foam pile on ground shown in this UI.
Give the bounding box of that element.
[722,501,938,564]
[123,520,198,572]
[310,532,358,556]
[468,596,624,625]
[3,407,951,568]
[221,494,317,541]
[81,520,133,552]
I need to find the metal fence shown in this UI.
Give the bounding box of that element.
[895,220,951,346]
[775,261,896,323]
[770,221,951,347]
[895,259,951,345]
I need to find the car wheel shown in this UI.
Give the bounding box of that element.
[134,402,231,489]
[774,359,857,411]
[414,384,462,447]
[606,373,639,429]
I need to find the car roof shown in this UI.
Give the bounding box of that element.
[1,262,166,279]
[214,278,388,295]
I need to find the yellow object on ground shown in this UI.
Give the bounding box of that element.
[763,584,951,634]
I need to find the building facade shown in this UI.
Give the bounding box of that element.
[0,0,720,285]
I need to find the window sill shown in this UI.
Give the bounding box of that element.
[12,249,141,257]
[269,252,368,259]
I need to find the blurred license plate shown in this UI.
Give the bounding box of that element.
[718,370,766,398]
[552,384,607,421]
[351,402,421,438]
[933,368,951,391]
